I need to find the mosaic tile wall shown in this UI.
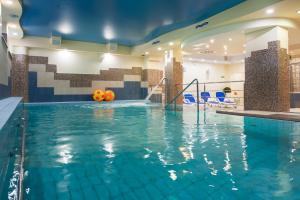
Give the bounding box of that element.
[244,41,290,112]
[0,39,11,100]
[22,55,163,102]
[165,58,183,104]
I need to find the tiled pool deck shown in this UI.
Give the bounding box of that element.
[0,97,23,130]
[217,110,300,122]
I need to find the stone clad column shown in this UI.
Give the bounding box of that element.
[244,26,289,112]
[11,46,29,102]
[165,46,183,105]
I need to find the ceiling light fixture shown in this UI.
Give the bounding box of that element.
[145,52,149,55]
[5,0,13,5]
[297,10,300,14]
[228,38,232,41]
[10,24,17,28]
[206,44,210,48]
[157,47,162,51]
[224,45,228,50]
[169,42,174,46]
[266,9,274,14]
[210,39,215,44]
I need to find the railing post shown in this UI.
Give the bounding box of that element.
[204,83,206,111]
[196,80,199,114]
[196,80,199,124]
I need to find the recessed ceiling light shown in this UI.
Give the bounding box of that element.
[297,10,300,14]
[228,38,232,41]
[10,24,17,28]
[224,45,228,50]
[157,47,162,51]
[145,52,149,55]
[5,0,13,5]
[206,44,210,48]
[164,51,168,54]
[169,42,174,46]
[266,9,274,14]
[210,39,215,44]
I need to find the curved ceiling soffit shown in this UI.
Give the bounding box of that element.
[1,0,24,39]
[181,18,299,49]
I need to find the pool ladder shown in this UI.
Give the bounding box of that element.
[166,78,201,123]
[145,77,167,104]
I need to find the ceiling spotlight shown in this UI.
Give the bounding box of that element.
[145,52,149,55]
[228,38,232,41]
[210,39,215,44]
[10,24,17,28]
[164,51,168,54]
[169,42,174,46]
[224,45,228,50]
[157,47,162,51]
[206,44,210,48]
[266,9,274,14]
[5,0,13,5]
[297,10,300,14]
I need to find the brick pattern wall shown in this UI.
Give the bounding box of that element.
[12,55,164,102]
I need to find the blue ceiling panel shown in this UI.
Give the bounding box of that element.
[21,0,245,46]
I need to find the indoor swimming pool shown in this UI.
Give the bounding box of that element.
[22,102,300,200]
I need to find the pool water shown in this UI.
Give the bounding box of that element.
[23,102,300,200]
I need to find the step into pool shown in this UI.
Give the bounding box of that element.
[22,102,300,200]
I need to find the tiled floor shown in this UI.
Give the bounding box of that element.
[217,109,300,122]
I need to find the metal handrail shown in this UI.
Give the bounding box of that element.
[167,78,200,114]
[175,80,245,86]
[145,77,167,104]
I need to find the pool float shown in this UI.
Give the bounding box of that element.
[104,90,115,101]
[93,89,105,102]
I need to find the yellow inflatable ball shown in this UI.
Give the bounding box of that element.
[92,89,105,102]
[104,90,115,101]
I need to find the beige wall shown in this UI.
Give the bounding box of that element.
[28,48,144,74]
[183,60,244,98]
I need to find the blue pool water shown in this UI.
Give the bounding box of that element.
[23,102,300,200]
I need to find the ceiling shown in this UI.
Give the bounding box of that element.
[20,0,245,46]
[183,31,246,58]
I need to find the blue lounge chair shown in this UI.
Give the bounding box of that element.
[201,92,219,106]
[216,91,236,107]
[183,94,205,104]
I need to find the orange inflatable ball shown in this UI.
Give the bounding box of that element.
[92,89,105,102]
[104,90,115,101]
